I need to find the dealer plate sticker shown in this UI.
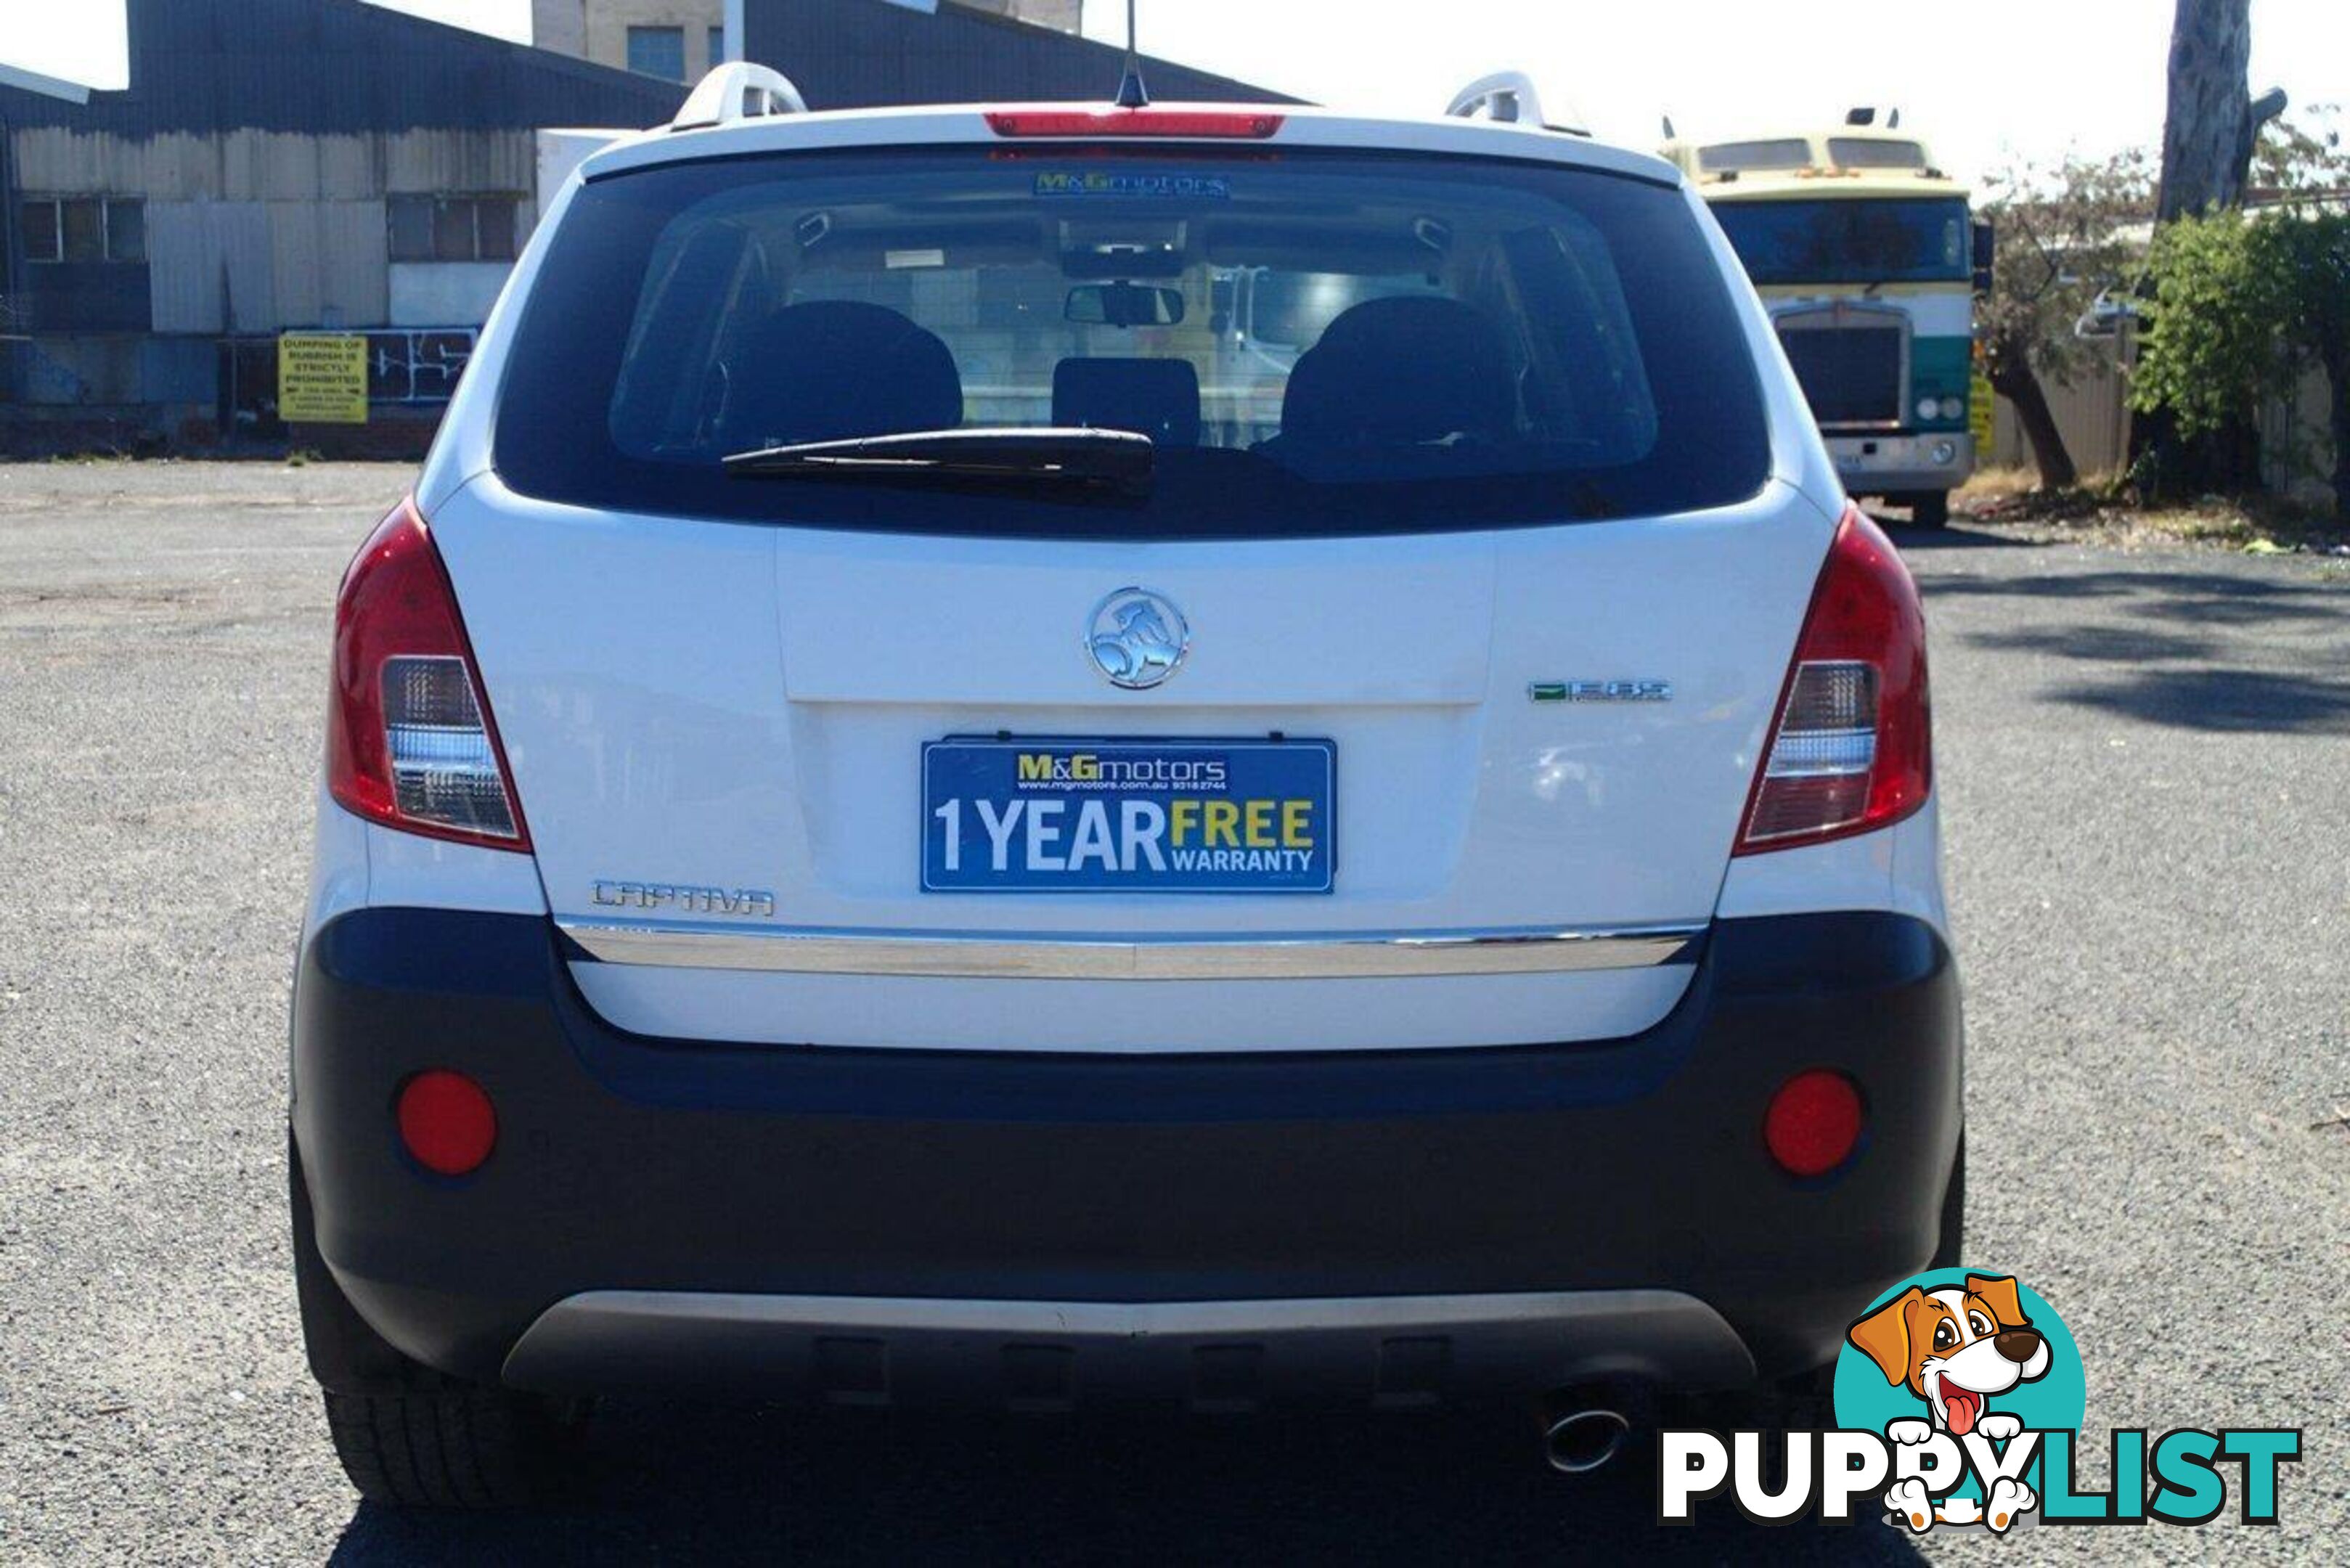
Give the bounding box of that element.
[922,738,1334,894]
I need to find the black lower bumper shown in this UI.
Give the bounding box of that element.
[290,908,1961,1401]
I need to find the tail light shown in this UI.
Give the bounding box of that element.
[984,107,1286,139]
[1736,505,1929,854]
[325,499,529,851]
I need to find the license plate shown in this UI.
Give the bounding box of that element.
[923,738,1334,894]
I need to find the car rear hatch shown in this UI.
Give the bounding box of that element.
[430,126,1835,1052]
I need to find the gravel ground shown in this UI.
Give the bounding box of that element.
[0,462,2343,1564]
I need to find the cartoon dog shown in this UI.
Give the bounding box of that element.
[1847,1273,2052,1533]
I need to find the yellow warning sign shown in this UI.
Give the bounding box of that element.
[279,334,368,424]
[1968,371,1996,451]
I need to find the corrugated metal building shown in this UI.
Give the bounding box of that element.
[0,0,688,451]
[529,1,1089,83]
[742,1,1289,110]
[1,0,1285,453]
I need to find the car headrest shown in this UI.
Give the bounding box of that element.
[1052,358,1202,447]
[724,301,963,449]
[1278,296,1516,448]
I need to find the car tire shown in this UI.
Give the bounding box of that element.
[321,1380,582,1509]
[292,1135,586,1507]
[1909,491,1951,529]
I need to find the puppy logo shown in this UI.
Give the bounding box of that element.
[1845,1273,2055,1534]
[1663,1269,2293,1532]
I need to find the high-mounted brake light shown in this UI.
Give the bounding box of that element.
[1735,505,1930,854]
[984,107,1285,139]
[325,499,530,852]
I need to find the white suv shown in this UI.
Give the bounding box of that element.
[289,69,1961,1505]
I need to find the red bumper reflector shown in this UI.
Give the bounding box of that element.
[984,107,1285,139]
[396,1070,497,1176]
[1763,1070,1864,1177]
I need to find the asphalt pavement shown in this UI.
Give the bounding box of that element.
[1,463,2343,1564]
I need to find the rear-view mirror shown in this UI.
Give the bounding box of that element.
[1066,283,1185,328]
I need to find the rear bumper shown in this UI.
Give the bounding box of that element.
[502,1289,1755,1408]
[1827,431,1973,495]
[290,907,1961,1405]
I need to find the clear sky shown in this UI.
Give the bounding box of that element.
[4,1,2343,183]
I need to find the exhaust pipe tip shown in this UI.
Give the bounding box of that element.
[1543,1407,1632,1475]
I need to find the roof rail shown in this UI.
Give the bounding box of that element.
[1444,71,1588,136]
[672,62,809,132]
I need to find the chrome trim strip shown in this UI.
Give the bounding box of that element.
[515,1287,1734,1340]
[502,1288,1758,1397]
[555,918,1705,980]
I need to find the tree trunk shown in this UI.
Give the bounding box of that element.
[2136,0,2263,499]
[1988,357,2078,491]
[2157,0,2254,220]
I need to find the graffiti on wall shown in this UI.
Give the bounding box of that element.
[363,329,476,404]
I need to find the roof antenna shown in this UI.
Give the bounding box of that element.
[1115,0,1149,108]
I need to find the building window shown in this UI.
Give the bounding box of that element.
[708,25,725,70]
[388,195,523,263]
[106,200,144,262]
[18,201,57,261]
[19,197,144,264]
[627,25,687,81]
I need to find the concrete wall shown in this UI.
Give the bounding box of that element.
[582,0,723,79]
[13,336,214,408]
[534,0,589,56]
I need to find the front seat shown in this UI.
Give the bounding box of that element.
[1052,358,1203,446]
[1273,295,1517,450]
[722,300,963,450]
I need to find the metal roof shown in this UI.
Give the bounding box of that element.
[0,0,1290,139]
[743,0,1297,110]
[0,62,93,105]
[0,0,688,136]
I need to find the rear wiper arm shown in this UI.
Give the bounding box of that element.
[723,427,1153,496]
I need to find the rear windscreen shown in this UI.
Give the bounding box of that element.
[495,147,1771,537]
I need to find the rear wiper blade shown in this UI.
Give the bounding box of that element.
[723,427,1153,496]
